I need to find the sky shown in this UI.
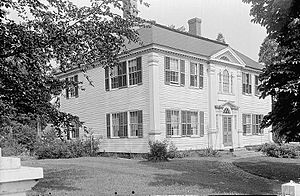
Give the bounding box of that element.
[136,0,267,61]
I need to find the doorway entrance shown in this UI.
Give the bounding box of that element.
[223,116,233,147]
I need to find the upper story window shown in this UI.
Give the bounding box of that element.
[190,62,204,88]
[165,57,185,86]
[219,70,233,94]
[242,72,252,95]
[105,57,142,91]
[223,70,230,93]
[255,75,261,96]
[128,58,142,86]
[66,75,79,99]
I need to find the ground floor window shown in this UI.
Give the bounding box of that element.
[106,110,143,138]
[166,110,180,137]
[130,110,143,137]
[242,113,263,135]
[166,109,204,137]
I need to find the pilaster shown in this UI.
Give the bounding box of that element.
[148,53,161,141]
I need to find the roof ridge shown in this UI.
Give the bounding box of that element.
[153,23,229,47]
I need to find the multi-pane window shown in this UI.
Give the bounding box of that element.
[66,75,79,99]
[105,57,142,91]
[223,70,229,93]
[252,114,263,135]
[243,114,263,135]
[130,110,143,137]
[242,73,252,94]
[112,112,128,138]
[190,62,203,88]
[111,66,119,89]
[242,114,251,135]
[107,110,143,139]
[166,110,204,137]
[190,63,198,87]
[165,57,179,84]
[166,110,180,137]
[255,75,261,96]
[219,70,233,94]
[181,111,198,136]
[128,57,142,86]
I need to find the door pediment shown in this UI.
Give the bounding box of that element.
[215,101,239,111]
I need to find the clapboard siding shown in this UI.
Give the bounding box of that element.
[60,54,150,153]
[158,53,210,150]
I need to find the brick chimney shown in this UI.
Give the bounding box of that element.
[188,18,202,37]
[123,0,138,18]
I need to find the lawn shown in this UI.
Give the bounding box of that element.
[23,156,287,196]
[233,156,300,183]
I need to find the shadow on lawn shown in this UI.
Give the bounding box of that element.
[32,168,83,193]
[233,159,300,183]
[140,159,280,195]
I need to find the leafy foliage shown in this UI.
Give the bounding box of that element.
[148,140,169,161]
[34,128,100,159]
[243,0,300,142]
[260,143,299,158]
[0,123,37,154]
[0,0,147,129]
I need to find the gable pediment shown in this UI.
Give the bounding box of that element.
[210,47,246,66]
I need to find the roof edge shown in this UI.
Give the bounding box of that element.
[153,23,229,47]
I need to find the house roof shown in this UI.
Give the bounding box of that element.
[126,24,262,70]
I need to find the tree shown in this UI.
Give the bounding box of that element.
[0,0,147,129]
[216,33,226,43]
[243,0,300,142]
[258,37,278,65]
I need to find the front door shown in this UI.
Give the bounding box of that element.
[223,116,233,147]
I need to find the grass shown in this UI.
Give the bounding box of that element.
[22,156,288,196]
[233,156,300,183]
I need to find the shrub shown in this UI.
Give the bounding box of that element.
[0,124,37,154]
[148,140,169,161]
[197,147,219,157]
[261,143,298,158]
[167,142,179,159]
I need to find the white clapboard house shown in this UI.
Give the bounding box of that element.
[56,15,272,153]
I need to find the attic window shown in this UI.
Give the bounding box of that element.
[220,56,230,62]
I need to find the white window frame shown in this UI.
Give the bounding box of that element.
[129,110,143,138]
[252,114,263,135]
[242,72,252,95]
[166,109,180,137]
[219,69,233,94]
[242,114,252,135]
[181,110,199,137]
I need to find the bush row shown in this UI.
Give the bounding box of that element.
[260,143,300,158]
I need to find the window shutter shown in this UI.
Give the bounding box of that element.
[74,75,79,98]
[200,111,204,137]
[106,114,111,138]
[165,57,171,84]
[252,114,255,134]
[138,110,143,137]
[105,67,110,91]
[242,114,246,135]
[137,57,142,84]
[199,64,204,88]
[65,78,69,99]
[180,60,185,86]
[249,74,252,94]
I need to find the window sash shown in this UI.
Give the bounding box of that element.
[223,70,229,93]
[166,110,179,136]
[190,63,198,87]
[130,110,143,137]
[128,57,142,86]
[242,73,252,94]
[112,112,128,138]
